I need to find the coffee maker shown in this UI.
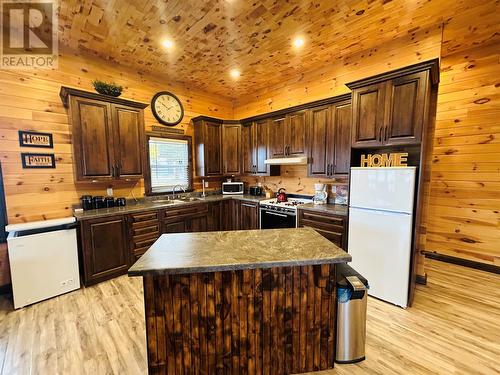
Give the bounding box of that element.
[313,183,328,205]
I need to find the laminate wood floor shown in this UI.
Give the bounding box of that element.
[0,259,499,375]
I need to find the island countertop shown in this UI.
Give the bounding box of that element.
[128,227,351,276]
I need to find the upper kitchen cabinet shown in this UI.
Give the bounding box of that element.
[60,87,148,183]
[269,111,307,158]
[308,96,351,178]
[242,119,272,175]
[347,61,438,148]
[222,122,241,175]
[193,117,223,177]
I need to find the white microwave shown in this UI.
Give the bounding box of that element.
[222,181,244,195]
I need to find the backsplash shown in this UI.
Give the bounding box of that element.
[238,165,348,203]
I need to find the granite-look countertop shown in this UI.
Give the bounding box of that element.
[298,203,349,216]
[73,194,267,221]
[128,227,351,276]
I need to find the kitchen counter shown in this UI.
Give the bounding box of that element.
[298,203,349,216]
[73,194,267,221]
[128,227,350,276]
[131,227,350,374]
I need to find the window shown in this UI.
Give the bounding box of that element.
[145,135,192,194]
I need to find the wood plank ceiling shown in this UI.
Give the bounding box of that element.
[57,0,477,98]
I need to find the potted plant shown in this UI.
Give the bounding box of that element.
[92,80,123,97]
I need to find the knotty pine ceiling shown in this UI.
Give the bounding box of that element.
[58,0,472,98]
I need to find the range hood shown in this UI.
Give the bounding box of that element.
[264,156,308,165]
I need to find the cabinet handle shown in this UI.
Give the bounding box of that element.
[384,126,388,142]
[111,165,115,178]
[378,127,383,142]
[326,163,330,177]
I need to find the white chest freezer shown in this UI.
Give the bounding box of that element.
[6,217,80,309]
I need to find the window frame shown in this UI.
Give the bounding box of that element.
[144,132,193,196]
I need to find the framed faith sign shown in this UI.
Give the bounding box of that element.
[21,153,56,169]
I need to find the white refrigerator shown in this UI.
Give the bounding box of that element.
[348,167,416,308]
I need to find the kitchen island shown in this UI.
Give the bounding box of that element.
[129,227,351,374]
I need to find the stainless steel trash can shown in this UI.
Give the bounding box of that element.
[335,263,368,364]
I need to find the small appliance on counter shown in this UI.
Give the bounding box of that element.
[92,196,105,209]
[104,196,115,208]
[249,185,262,196]
[80,195,93,210]
[115,197,127,207]
[222,181,244,195]
[276,188,287,202]
[313,183,328,205]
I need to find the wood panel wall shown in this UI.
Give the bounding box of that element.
[234,2,500,270]
[144,264,337,375]
[0,47,233,225]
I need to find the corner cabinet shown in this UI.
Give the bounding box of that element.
[348,69,431,148]
[308,98,351,178]
[60,87,148,183]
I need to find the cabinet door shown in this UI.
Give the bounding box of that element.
[204,121,223,175]
[209,201,222,231]
[384,71,427,146]
[308,106,331,178]
[223,123,241,175]
[71,97,114,181]
[332,102,351,175]
[112,105,144,179]
[239,201,259,230]
[241,123,255,175]
[81,215,129,285]
[255,119,270,175]
[269,117,286,158]
[164,220,187,233]
[188,215,208,232]
[286,111,307,156]
[351,82,386,148]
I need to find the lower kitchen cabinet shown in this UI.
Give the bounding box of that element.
[297,209,347,250]
[162,203,210,234]
[128,210,161,262]
[239,200,260,230]
[80,215,130,286]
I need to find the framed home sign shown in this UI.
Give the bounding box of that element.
[21,153,56,169]
[18,130,53,148]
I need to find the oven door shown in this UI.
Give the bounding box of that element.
[260,209,296,229]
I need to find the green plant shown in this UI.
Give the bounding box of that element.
[92,80,123,97]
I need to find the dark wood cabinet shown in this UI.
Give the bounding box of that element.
[308,101,351,178]
[241,120,271,176]
[193,118,223,177]
[127,211,161,262]
[222,122,241,175]
[60,87,147,183]
[349,70,429,148]
[80,215,130,285]
[162,203,210,234]
[269,111,307,158]
[297,209,346,250]
[238,201,260,230]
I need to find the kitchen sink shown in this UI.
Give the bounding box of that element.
[152,197,204,204]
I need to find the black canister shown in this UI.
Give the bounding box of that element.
[81,195,93,211]
[104,196,115,208]
[92,196,105,209]
[115,197,126,207]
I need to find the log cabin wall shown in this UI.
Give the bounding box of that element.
[236,3,500,271]
[0,48,233,226]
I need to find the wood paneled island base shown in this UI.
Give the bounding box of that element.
[129,228,351,374]
[143,264,337,374]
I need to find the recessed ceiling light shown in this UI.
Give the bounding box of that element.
[230,69,241,79]
[293,37,305,48]
[162,39,174,49]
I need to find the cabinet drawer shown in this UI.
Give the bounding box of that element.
[311,228,343,248]
[133,236,158,250]
[300,210,344,226]
[130,211,158,223]
[132,224,159,236]
[164,203,209,218]
[300,218,344,233]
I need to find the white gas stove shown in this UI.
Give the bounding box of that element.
[259,196,313,228]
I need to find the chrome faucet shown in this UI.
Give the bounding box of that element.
[172,185,186,199]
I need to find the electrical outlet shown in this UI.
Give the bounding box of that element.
[67,278,74,285]
[204,181,209,188]
[60,280,67,287]
[106,187,113,196]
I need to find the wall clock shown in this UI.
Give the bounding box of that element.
[151,91,184,126]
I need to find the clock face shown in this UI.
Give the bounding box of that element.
[151,92,184,126]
